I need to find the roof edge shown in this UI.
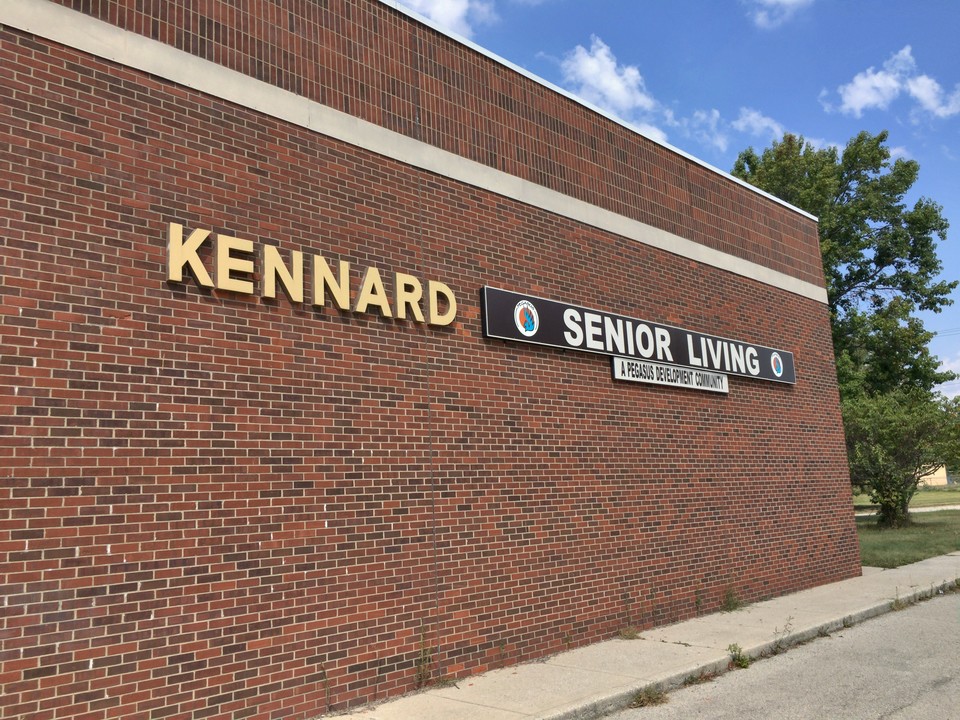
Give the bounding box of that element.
[378,0,818,223]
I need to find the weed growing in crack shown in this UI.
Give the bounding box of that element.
[721,587,744,612]
[891,588,911,611]
[727,643,751,669]
[772,616,794,654]
[682,670,717,687]
[415,622,432,688]
[630,685,668,707]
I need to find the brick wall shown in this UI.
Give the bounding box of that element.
[42,0,825,288]
[0,2,859,719]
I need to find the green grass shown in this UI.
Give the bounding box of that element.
[857,510,960,568]
[853,485,960,511]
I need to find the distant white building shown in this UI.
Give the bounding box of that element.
[922,466,954,486]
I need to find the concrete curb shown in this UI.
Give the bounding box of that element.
[535,577,960,720]
[524,578,960,720]
[535,656,733,720]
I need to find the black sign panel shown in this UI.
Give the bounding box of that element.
[481,287,796,384]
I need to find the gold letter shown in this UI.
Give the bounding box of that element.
[354,267,393,318]
[215,234,255,294]
[167,222,213,287]
[394,272,425,322]
[312,255,351,310]
[262,244,303,303]
[428,281,457,326]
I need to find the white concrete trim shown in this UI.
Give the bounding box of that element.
[2,0,828,304]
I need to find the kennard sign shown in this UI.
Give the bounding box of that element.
[482,287,795,384]
[167,223,458,326]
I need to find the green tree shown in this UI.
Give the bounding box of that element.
[844,391,960,528]
[732,130,959,526]
[834,300,946,395]
[733,132,954,375]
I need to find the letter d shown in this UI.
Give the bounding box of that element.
[428,281,457,326]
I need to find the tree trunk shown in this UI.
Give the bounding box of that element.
[877,497,911,528]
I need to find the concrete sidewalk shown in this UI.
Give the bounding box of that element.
[333,552,960,720]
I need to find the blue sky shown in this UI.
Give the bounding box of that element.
[391,0,960,397]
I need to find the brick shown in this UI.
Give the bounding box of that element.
[0,3,859,719]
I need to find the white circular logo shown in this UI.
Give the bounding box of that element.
[770,352,784,378]
[514,300,539,337]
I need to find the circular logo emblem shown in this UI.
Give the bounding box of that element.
[770,352,784,378]
[514,300,539,337]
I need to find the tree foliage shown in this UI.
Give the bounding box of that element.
[733,131,954,327]
[844,391,960,528]
[732,130,959,526]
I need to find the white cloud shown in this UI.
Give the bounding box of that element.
[689,109,728,153]
[936,352,960,398]
[560,36,657,117]
[817,88,834,113]
[558,36,676,144]
[729,108,841,156]
[837,68,902,116]
[732,107,785,142]
[906,75,960,118]
[942,353,960,371]
[633,122,669,145]
[882,44,918,76]
[940,382,960,399]
[553,38,811,157]
[837,46,915,117]
[831,45,960,121]
[556,37,816,157]
[743,0,814,29]
[397,0,496,38]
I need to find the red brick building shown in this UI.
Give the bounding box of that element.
[0,1,860,718]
